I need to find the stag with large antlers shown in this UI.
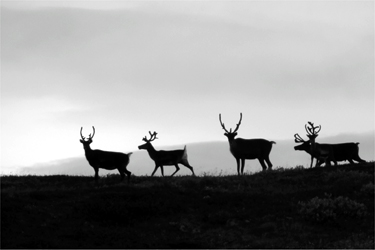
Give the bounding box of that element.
[219,113,276,175]
[138,131,195,177]
[80,126,132,182]
[294,132,331,168]
[304,121,332,168]
[294,123,366,167]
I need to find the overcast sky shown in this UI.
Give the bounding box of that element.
[1,0,374,172]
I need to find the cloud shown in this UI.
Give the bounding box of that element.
[1,2,373,169]
[3,4,373,100]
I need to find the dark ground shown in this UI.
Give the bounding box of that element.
[1,162,374,248]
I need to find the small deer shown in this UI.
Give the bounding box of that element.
[138,131,195,177]
[219,113,276,175]
[80,126,132,182]
[294,122,332,168]
[294,123,366,167]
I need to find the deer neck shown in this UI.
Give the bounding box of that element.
[227,137,239,155]
[310,141,321,156]
[225,134,237,145]
[228,139,236,149]
[83,144,93,156]
[145,143,157,158]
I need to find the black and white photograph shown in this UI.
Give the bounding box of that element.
[1,0,374,248]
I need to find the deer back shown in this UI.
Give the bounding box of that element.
[86,149,131,167]
[151,148,186,165]
[329,143,360,161]
[230,138,274,159]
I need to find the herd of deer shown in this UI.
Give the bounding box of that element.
[80,113,366,182]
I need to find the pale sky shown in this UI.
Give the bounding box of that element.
[1,0,374,172]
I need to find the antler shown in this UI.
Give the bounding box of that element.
[80,126,95,140]
[305,121,321,138]
[90,126,95,139]
[232,113,242,133]
[80,127,85,140]
[219,113,242,133]
[143,131,158,142]
[294,133,306,143]
[219,114,229,133]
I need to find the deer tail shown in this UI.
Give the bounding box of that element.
[182,146,188,161]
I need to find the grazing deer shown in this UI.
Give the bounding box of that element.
[138,131,195,177]
[80,126,132,182]
[219,113,275,175]
[294,125,366,167]
[304,122,333,168]
[294,132,331,167]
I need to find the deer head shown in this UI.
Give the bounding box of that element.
[294,133,310,151]
[138,131,158,150]
[219,113,242,141]
[80,126,95,146]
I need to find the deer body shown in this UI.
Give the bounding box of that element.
[220,113,275,175]
[80,127,132,182]
[138,132,195,177]
[83,147,132,171]
[294,122,365,168]
[294,123,333,168]
[294,140,332,167]
[229,138,275,160]
[294,139,365,166]
[329,143,366,164]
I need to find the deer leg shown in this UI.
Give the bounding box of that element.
[265,156,273,170]
[151,164,159,177]
[171,164,180,177]
[124,168,131,183]
[328,157,336,166]
[235,158,240,175]
[119,171,125,181]
[117,166,125,181]
[317,159,324,167]
[353,155,366,163]
[310,156,314,168]
[94,167,99,182]
[258,158,267,171]
[240,159,245,175]
[181,162,195,176]
[314,158,320,168]
[160,166,164,177]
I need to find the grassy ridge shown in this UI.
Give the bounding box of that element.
[1,163,374,248]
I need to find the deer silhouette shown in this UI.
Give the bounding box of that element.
[219,113,275,175]
[138,131,195,177]
[294,122,366,167]
[80,126,132,182]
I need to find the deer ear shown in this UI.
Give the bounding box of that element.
[80,139,84,143]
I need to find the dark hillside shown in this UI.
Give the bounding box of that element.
[1,162,374,248]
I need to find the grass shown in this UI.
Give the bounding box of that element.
[1,162,374,248]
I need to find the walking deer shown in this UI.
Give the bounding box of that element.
[138,131,195,177]
[219,113,275,175]
[80,126,132,182]
[294,122,366,167]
